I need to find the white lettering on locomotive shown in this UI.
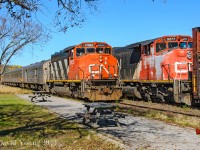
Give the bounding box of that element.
[175,62,188,73]
[89,64,109,74]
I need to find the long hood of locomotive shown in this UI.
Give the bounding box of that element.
[140,49,193,80]
[70,54,118,80]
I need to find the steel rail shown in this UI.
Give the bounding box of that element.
[119,102,200,118]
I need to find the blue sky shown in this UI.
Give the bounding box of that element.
[11,0,200,66]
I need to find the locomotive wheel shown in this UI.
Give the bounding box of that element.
[157,94,165,103]
[144,93,151,102]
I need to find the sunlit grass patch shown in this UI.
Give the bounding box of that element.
[0,85,32,94]
[0,95,122,150]
[0,94,30,104]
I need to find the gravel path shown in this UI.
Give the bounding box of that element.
[17,94,200,150]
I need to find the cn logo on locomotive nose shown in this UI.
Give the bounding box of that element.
[174,62,188,73]
[89,64,109,74]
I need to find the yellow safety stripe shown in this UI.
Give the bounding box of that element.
[122,80,174,83]
[47,80,81,83]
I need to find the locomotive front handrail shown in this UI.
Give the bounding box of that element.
[78,67,85,79]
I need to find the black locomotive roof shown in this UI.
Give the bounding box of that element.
[113,38,157,53]
[63,46,75,52]
[193,27,200,31]
[52,46,75,57]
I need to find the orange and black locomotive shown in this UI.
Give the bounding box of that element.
[2,42,122,101]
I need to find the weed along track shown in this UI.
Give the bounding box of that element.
[119,101,200,118]
[118,100,200,128]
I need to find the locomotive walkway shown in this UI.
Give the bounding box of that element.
[17,94,200,150]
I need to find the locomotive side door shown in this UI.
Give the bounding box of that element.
[148,44,156,80]
[140,44,151,80]
[68,48,76,79]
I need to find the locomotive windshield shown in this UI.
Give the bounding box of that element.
[105,48,111,54]
[96,48,111,54]
[96,48,104,53]
[76,47,111,57]
[76,48,85,56]
[156,41,192,54]
[188,42,193,48]
[86,48,95,53]
[180,42,187,49]
[156,43,166,52]
[168,42,178,49]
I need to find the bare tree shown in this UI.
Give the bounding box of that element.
[0,0,166,32]
[0,0,99,32]
[0,16,49,75]
[0,0,165,76]
[0,1,98,77]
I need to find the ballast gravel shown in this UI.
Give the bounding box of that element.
[17,94,200,150]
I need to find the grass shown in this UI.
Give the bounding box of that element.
[0,85,32,94]
[0,94,122,150]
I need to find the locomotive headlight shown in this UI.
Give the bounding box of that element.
[99,56,102,59]
[99,59,103,63]
[187,51,192,59]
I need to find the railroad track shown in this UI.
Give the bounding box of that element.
[118,101,200,118]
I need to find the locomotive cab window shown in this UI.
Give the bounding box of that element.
[168,42,178,49]
[69,49,74,58]
[105,48,111,54]
[143,45,150,55]
[156,43,166,53]
[76,48,85,56]
[188,42,193,48]
[86,48,95,53]
[96,48,104,53]
[180,42,187,49]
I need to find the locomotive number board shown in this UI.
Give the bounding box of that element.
[84,43,94,47]
[166,37,176,41]
[98,44,105,47]
[182,37,188,41]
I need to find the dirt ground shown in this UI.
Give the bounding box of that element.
[17,94,200,150]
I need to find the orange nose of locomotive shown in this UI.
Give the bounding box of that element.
[79,54,118,80]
